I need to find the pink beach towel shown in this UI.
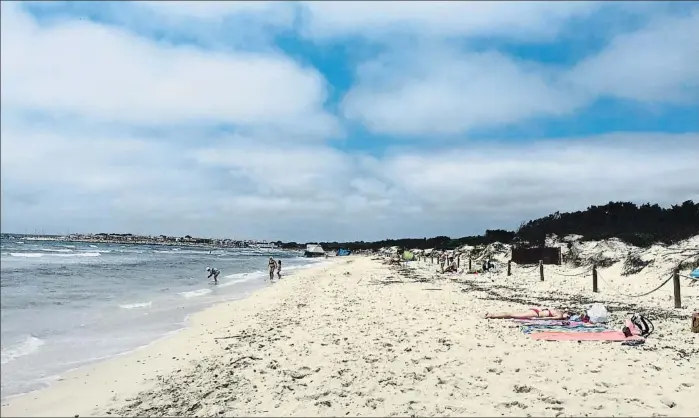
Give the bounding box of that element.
[530,331,645,341]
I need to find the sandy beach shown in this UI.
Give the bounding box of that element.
[2,252,698,417]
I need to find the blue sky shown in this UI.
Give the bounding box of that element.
[1,1,698,241]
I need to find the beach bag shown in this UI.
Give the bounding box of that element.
[586,303,609,324]
[629,313,654,337]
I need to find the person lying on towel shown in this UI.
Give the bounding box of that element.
[485,307,570,320]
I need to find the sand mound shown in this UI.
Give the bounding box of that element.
[557,235,699,277]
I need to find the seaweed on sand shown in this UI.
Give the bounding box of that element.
[562,245,583,267]
[622,252,651,276]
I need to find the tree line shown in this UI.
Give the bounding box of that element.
[277,200,699,251]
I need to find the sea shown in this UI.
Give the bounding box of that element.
[0,238,325,399]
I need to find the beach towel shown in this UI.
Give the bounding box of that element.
[520,324,608,334]
[514,320,585,326]
[530,331,644,341]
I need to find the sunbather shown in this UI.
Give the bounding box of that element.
[443,262,458,273]
[485,307,569,320]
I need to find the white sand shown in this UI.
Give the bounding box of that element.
[2,251,698,417]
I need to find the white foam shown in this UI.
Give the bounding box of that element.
[179,288,212,299]
[89,245,98,248]
[54,252,101,258]
[9,252,43,258]
[118,249,145,254]
[41,248,73,253]
[119,301,153,310]
[9,251,102,258]
[154,249,207,255]
[218,270,265,287]
[1,335,45,365]
[222,270,264,280]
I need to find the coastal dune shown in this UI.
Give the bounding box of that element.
[2,254,698,417]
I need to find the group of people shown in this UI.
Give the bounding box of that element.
[268,257,282,281]
[438,253,495,274]
[204,256,283,285]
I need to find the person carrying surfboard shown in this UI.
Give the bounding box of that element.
[206,266,220,284]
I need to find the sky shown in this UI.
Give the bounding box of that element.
[1,1,698,242]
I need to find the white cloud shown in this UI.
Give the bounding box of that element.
[568,11,699,103]
[194,140,355,199]
[137,1,294,22]
[300,1,601,42]
[2,113,697,240]
[1,2,698,241]
[339,9,699,136]
[377,134,699,219]
[132,1,298,50]
[120,1,601,42]
[342,49,582,136]
[0,2,338,137]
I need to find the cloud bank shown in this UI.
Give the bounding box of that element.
[1,1,697,241]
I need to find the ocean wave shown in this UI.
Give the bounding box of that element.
[41,248,74,253]
[155,249,212,255]
[1,335,45,365]
[216,262,322,287]
[8,251,102,258]
[116,249,145,254]
[222,270,264,279]
[179,288,212,299]
[119,301,153,310]
[9,252,43,258]
[89,245,98,248]
[218,270,265,287]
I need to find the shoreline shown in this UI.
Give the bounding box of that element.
[0,258,335,415]
[3,255,697,417]
[7,237,284,249]
[1,325,187,402]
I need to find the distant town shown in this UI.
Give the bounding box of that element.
[0,233,278,249]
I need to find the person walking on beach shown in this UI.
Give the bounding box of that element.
[276,259,282,279]
[206,266,220,284]
[268,257,277,281]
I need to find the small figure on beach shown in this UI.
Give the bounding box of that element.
[206,266,220,284]
[485,307,570,320]
[442,258,459,273]
[276,260,282,279]
[268,257,277,281]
